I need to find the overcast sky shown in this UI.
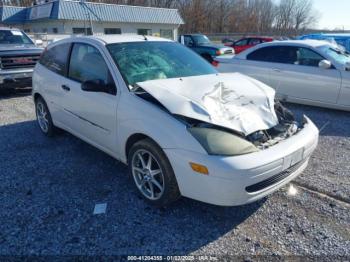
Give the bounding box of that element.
[314,0,350,30]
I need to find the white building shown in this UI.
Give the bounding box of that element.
[0,0,184,40]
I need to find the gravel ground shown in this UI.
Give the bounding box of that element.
[0,91,349,258]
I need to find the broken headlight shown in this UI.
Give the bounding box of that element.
[188,127,259,156]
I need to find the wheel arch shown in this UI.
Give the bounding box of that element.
[33,92,44,102]
[125,133,160,163]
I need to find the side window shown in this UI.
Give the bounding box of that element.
[296,47,324,67]
[247,46,278,62]
[184,36,194,46]
[68,43,116,94]
[249,38,261,45]
[160,29,174,40]
[137,29,152,36]
[247,46,298,64]
[274,46,298,64]
[104,28,121,35]
[72,28,92,35]
[39,43,71,76]
[234,39,249,46]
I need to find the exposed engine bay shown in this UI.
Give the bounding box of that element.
[135,85,303,151]
[246,100,301,149]
[135,74,280,136]
[132,73,305,152]
[175,100,302,150]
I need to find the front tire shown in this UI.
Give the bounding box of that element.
[128,139,181,207]
[35,97,56,137]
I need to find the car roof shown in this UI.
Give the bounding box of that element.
[56,34,173,45]
[265,39,329,47]
[303,33,350,37]
[235,39,331,58]
[243,36,273,39]
[90,34,173,44]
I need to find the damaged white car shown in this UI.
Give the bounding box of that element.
[32,35,319,207]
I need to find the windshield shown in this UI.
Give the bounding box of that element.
[107,41,217,86]
[0,30,33,45]
[320,46,350,66]
[192,35,211,45]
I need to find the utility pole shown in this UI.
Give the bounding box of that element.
[80,0,88,35]
[80,0,93,35]
[88,11,94,35]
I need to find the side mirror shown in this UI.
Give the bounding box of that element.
[81,80,106,93]
[318,59,332,69]
[35,39,43,46]
[81,80,116,94]
[344,62,350,71]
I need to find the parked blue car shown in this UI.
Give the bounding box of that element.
[298,33,350,52]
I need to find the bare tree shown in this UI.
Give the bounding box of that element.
[2,0,319,36]
[275,0,318,35]
[294,0,318,32]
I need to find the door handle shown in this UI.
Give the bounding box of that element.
[272,68,281,73]
[61,85,70,91]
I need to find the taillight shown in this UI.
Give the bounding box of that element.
[212,60,219,67]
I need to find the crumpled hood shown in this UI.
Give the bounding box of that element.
[136,73,279,135]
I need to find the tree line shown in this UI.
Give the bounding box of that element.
[3,0,319,36]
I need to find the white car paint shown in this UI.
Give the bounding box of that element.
[217,40,350,111]
[32,35,319,206]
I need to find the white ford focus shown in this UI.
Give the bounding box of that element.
[32,35,319,207]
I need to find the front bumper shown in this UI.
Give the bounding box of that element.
[165,116,319,206]
[0,69,33,89]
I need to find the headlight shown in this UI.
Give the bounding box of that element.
[188,127,259,156]
[216,50,223,56]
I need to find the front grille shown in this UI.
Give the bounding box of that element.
[245,159,307,193]
[0,55,40,70]
[224,50,233,54]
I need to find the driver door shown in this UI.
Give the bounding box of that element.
[60,43,118,152]
[233,38,250,54]
[268,46,341,104]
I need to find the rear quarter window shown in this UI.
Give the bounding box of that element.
[39,43,71,76]
[247,46,298,64]
[247,46,278,62]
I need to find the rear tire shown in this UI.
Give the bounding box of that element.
[35,97,56,137]
[128,138,181,207]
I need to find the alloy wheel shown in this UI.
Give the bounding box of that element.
[131,149,165,200]
[36,101,49,133]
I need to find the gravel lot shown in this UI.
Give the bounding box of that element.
[0,91,349,258]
